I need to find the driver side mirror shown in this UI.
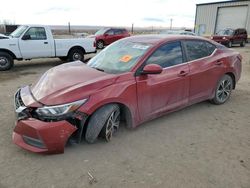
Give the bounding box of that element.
[141,64,163,75]
[22,35,31,40]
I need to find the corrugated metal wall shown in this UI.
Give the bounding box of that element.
[195,1,250,36]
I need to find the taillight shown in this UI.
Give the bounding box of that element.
[93,41,96,48]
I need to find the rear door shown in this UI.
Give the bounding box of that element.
[18,27,53,58]
[233,29,241,44]
[104,29,116,45]
[183,40,223,104]
[136,41,189,121]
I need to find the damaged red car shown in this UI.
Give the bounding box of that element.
[13,35,242,154]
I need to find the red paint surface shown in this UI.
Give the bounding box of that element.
[13,35,242,154]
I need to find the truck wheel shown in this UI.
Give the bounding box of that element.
[85,104,120,143]
[68,48,84,62]
[240,40,246,47]
[96,40,104,49]
[0,52,14,71]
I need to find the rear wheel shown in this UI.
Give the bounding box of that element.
[240,40,246,47]
[0,52,14,71]
[96,40,104,49]
[211,75,233,105]
[68,48,84,62]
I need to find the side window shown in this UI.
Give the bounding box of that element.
[146,41,184,68]
[234,30,239,35]
[185,40,212,61]
[24,27,47,40]
[205,42,216,55]
[106,29,114,35]
[114,29,122,35]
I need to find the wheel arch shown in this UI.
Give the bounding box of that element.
[0,48,17,59]
[86,101,133,129]
[67,46,86,56]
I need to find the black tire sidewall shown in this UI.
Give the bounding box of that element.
[0,52,13,71]
[68,49,84,62]
[85,104,120,143]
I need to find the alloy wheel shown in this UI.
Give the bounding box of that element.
[104,109,120,141]
[216,79,232,103]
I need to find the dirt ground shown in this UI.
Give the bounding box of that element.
[0,45,249,188]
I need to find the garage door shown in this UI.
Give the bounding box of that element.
[215,6,248,33]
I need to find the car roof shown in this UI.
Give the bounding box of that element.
[124,34,209,45]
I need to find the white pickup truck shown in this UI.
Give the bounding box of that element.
[0,25,96,71]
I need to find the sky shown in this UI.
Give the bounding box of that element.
[0,0,227,28]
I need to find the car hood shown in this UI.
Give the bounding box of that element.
[30,61,117,105]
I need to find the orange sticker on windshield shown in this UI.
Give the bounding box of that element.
[120,55,132,63]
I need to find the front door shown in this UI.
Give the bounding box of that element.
[18,27,53,59]
[136,41,189,121]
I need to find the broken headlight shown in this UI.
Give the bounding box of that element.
[35,99,87,120]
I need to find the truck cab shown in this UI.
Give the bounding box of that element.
[0,25,96,71]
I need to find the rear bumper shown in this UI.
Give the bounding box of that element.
[13,118,77,154]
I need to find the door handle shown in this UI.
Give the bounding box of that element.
[178,71,188,77]
[44,42,48,44]
[215,60,223,65]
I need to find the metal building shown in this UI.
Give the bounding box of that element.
[194,0,250,36]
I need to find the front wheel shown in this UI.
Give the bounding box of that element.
[211,75,233,105]
[0,52,14,71]
[85,104,120,143]
[227,41,232,48]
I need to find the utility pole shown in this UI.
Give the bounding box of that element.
[131,23,134,34]
[68,22,71,34]
[170,18,173,30]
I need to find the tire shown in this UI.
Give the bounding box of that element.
[0,52,14,71]
[227,41,232,48]
[240,40,246,47]
[68,48,84,62]
[211,75,233,105]
[85,104,120,143]
[96,40,104,49]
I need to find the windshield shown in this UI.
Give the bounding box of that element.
[217,29,234,36]
[87,40,151,74]
[10,25,28,38]
[95,28,109,36]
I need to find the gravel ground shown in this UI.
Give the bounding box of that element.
[0,46,249,188]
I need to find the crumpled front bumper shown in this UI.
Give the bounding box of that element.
[13,118,77,154]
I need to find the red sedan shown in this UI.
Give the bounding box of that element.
[13,35,242,154]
